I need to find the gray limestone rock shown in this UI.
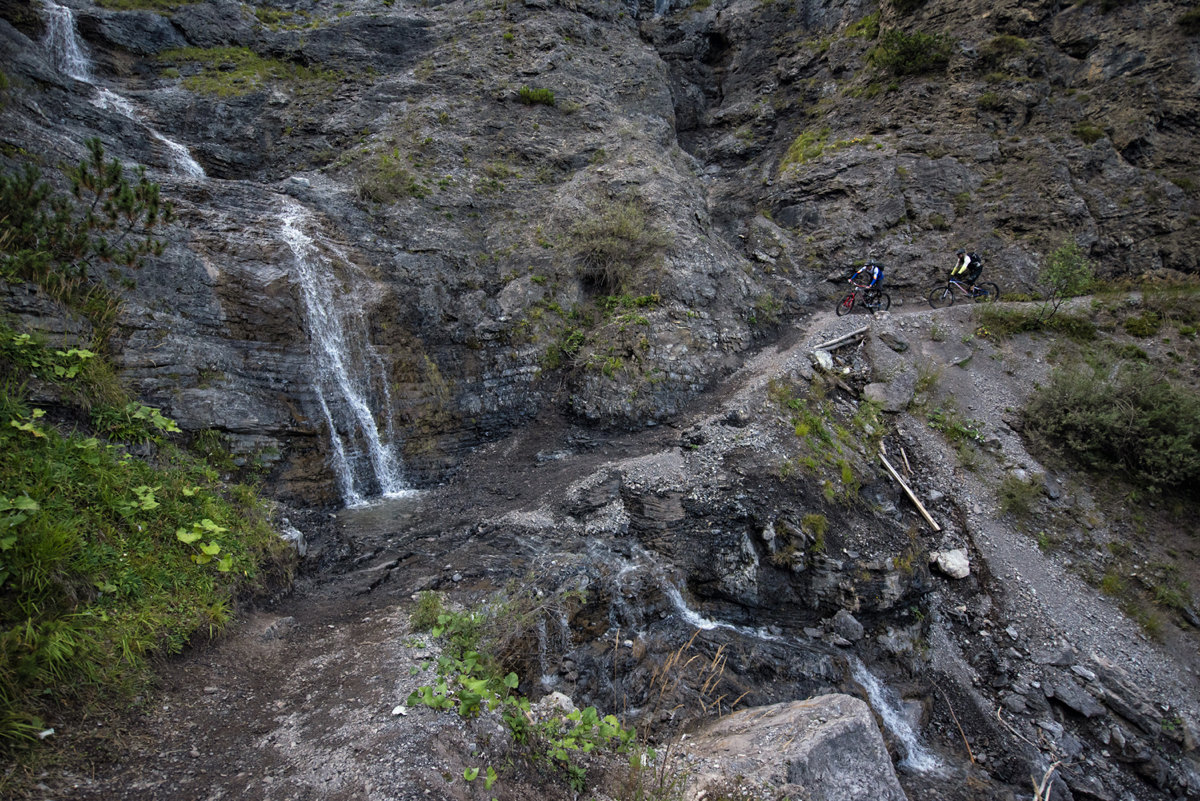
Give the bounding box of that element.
[831,609,865,642]
[932,549,971,579]
[682,695,907,801]
[1045,678,1106,719]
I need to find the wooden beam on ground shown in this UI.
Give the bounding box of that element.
[879,449,940,532]
[813,325,869,352]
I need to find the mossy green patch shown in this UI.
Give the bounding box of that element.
[159,46,341,98]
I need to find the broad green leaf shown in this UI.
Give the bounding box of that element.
[176,528,202,544]
[464,767,479,782]
[13,496,39,511]
[200,542,221,556]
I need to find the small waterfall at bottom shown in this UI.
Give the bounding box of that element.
[851,658,943,775]
[280,201,409,506]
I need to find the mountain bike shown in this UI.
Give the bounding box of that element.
[836,280,891,316]
[927,278,1000,309]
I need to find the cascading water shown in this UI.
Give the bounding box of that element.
[41,0,91,82]
[280,201,409,506]
[40,0,205,179]
[851,658,943,774]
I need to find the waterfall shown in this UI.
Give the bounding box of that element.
[42,0,92,82]
[280,201,409,506]
[40,0,205,179]
[851,659,943,774]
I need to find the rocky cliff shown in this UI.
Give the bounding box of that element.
[3,0,1200,799]
[3,0,1196,505]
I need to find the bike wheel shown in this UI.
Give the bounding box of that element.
[973,282,1000,304]
[865,291,891,312]
[835,293,855,317]
[928,285,954,309]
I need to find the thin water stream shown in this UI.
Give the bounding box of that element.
[41,0,205,179]
[281,201,410,505]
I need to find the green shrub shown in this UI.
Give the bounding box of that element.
[1037,239,1094,322]
[998,473,1041,518]
[976,91,1004,111]
[1024,362,1200,489]
[1072,121,1106,144]
[356,148,430,203]
[1123,310,1161,337]
[779,127,829,171]
[869,29,953,76]
[411,591,445,630]
[0,139,172,336]
[975,305,1096,342]
[569,198,671,294]
[517,86,556,106]
[846,12,881,39]
[977,35,1029,72]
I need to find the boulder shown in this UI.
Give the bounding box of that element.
[682,694,907,801]
[932,549,971,579]
[863,376,914,413]
[831,609,865,642]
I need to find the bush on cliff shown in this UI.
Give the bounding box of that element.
[569,197,672,295]
[1024,361,1200,490]
[869,29,953,76]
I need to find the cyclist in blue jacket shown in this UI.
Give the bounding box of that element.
[851,262,883,292]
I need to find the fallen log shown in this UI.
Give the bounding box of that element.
[879,449,940,532]
[813,325,869,352]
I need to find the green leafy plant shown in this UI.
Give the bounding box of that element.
[869,29,953,76]
[1037,239,1094,322]
[90,401,181,443]
[176,518,234,571]
[517,86,556,106]
[407,586,633,795]
[0,389,288,749]
[1024,361,1200,489]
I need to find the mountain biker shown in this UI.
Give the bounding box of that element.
[850,262,883,296]
[950,249,983,290]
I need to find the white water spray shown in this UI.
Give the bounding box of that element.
[280,201,409,506]
[42,0,92,82]
[851,659,943,774]
[40,0,205,179]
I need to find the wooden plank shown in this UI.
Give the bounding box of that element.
[813,325,869,352]
[879,450,940,532]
